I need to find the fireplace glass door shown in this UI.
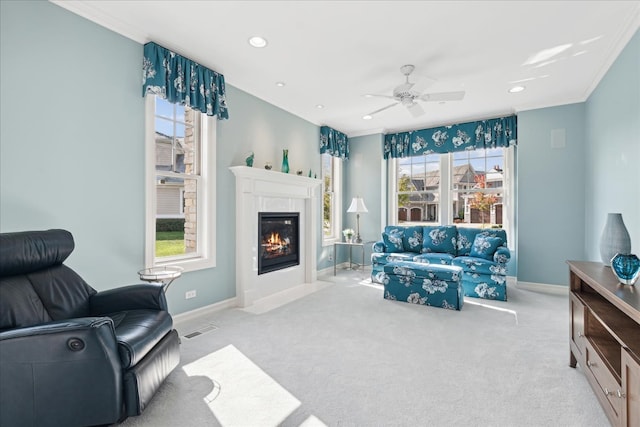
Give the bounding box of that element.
[258,212,300,274]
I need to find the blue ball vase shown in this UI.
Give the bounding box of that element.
[611,253,640,285]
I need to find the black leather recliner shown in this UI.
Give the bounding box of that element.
[0,229,181,427]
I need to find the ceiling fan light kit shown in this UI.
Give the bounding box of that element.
[364,64,465,118]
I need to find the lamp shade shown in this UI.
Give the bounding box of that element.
[347,197,368,214]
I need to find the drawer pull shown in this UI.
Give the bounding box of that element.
[604,388,614,396]
[587,361,596,367]
[617,390,626,399]
[578,333,584,338]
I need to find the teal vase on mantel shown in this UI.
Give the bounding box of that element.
[281,149,290,173]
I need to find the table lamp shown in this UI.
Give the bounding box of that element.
[347,196,368,243]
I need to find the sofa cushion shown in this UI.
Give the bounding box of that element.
[470,235,503,260]
[382,231,404,253]
[452,256,508,276]
[401,226,423,253]
[412,253,455,265]
[456,228,507,256]
[371,252,416,266]
[423,226,457,255]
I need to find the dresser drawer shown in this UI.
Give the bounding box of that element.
[585,342,622,421]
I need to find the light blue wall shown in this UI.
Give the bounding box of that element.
[516,104,586,285]
[585,30,640,261]
[0,1,322,314]
[1,0,144,289]
[340,134,385,264]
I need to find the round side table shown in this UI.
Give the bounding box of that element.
[138,265,183,292]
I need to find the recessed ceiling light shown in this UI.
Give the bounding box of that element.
[508,85,525,93]
[275,81,285,87]
[362,115,373,120]
[248,36,268,48]
[316,104,324,109]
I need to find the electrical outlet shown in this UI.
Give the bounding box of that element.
[328,254,333,261]
[185,290,197,299]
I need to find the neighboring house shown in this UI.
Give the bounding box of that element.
[155,132,185,219]
[399,164,504,224]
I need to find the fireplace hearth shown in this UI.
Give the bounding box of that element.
[258,212,300,274]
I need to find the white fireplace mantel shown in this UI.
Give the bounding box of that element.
[230,166,324,311]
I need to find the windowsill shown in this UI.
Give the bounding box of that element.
[153,256,215,273]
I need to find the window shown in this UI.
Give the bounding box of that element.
[389,147,514,243]
[145,96,216,271]
[321,153,342,243]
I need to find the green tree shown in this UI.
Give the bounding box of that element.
[397,175,413,207]
[323,175,332,235]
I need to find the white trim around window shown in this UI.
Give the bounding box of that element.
[322,154,343,245]
[144,95,216,272]
[387,146,515,247]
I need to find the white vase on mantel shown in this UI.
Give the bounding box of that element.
[599,213,631,266]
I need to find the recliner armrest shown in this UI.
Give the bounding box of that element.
[90,284,168,315]
[494,247,511,265]
[0,317,124,426]
[0,317,114,340]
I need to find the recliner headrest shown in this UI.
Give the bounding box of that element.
[0,229,75,277]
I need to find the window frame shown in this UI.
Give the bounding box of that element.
[388,147,515,249]
[321,153,342,245]
[144,95,216,272]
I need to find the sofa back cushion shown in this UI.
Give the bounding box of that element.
[469,235,504,260]
[457,227,507,256]
[422,226,457,255]
[382,230,405,253]
[400,226,423,253]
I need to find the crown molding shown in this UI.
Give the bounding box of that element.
[49,0,149,43]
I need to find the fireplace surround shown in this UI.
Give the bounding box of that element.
[230,166,323,310]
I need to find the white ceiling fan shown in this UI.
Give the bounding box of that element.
[363,64,465,118]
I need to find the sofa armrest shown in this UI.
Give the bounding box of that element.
[372,241,386,253]
[494,247,511,265]
[90,284,168,315]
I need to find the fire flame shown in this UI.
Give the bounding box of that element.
[267,232,283,246]
[263,232,290,255]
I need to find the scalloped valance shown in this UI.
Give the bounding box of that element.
[320,126,349,159]
[384,115,517,159]
[142,42,228,120]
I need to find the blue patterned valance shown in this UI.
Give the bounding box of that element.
[383,115,517,159]
[320,126,349,159]
[142,42,229,120]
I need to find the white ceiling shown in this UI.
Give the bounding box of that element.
[52,1,639,137]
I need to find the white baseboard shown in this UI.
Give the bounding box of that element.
[516,280,568,295]
[173,296,237,326]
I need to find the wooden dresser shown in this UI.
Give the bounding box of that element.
[568,261,640,426]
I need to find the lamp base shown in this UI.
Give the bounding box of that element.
[355,234,362,244]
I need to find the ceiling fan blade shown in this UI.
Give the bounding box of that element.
[366,102,399,117]
[406,102,425,117]
[420,91,466,102]
[363,93,396,100]
[410,76,437,94]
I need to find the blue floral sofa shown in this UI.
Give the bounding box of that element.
[371,225,510,300]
